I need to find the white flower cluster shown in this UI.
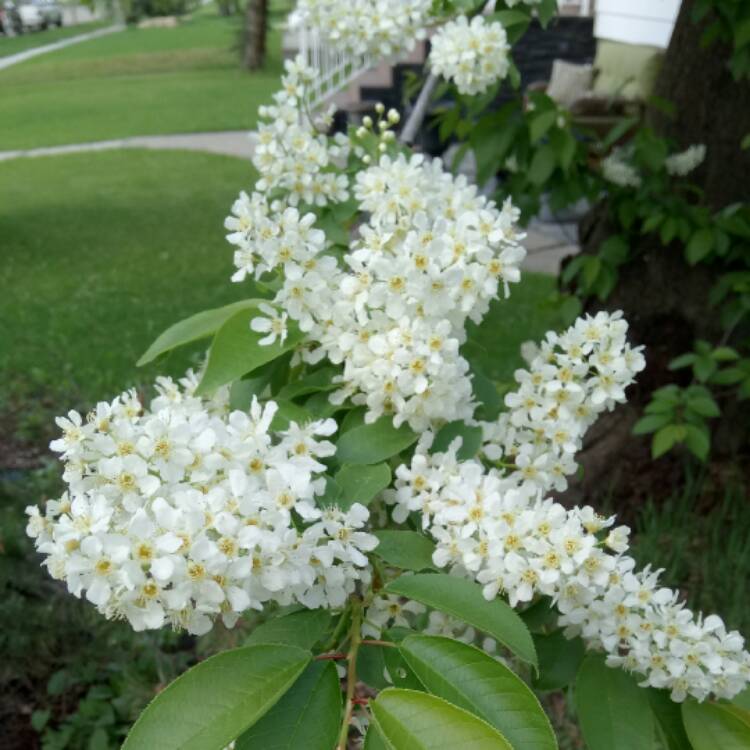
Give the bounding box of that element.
[26,374,376,635]
[429,15,510,96]
[252,57,350,207]
[665,143,706,177]
[292,0,431,58]
[384,315,749,702]
[603,142,706,188]
[389,438,750,701]
[228,151,527,431]
[480,311,646,495]
[601,149,642,189]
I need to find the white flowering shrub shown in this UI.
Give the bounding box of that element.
[25,10,750,750]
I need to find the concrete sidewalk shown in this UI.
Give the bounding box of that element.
[0,24,124,71]
[0,131,257,162]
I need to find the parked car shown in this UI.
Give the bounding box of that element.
[18,0,61,30]
[0,0,23,34]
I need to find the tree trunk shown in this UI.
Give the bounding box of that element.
[650,0,750,208]
[566,0,750,509]
[243,0,268,71]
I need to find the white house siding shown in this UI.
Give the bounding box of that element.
[594,0,681,48]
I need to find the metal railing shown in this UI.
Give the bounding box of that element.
[291,14,376,110]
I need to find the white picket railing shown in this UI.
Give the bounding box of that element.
[291,13,376,110]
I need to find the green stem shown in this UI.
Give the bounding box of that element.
[322,601,352,653]
[336,598,363,750]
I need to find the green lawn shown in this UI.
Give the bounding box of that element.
[0,11,283,150]
[0,149,258,409]
[0,20,110,58]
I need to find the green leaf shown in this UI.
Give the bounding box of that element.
[196,308,303,396]
[682,700,750,749]
[383,647,425,691]
[488,9,530,29]
[470,367,503,421]
[652,424,686,458]
[246,610,332,651]
[601,117,639,150]
[599,235,629,266]
[683,424,710,461]
[335,416,418,465]
[686,228,715,265]
[582,256,602,290]
[122,645,310,750]
[269,400,313,431]
[334,463,392,509]
[575,655,656,750]
[519,597,557,632]
[235,661,341,750]
[229,370,275,410]
[471,110,518,185]
[529,144,557,186]
[431,421,483,459]
[733,687,750,711]
[276,367,339,400]
[646,689,692,750]
[530,110,558,144]
[364,725,392,750]
[712,346,740,362]
[537,0,558,27]
[633,413,673,435]
[561,255,586,285]
[370,689,512,750]
[552,129,577,171]
[669,353,697,370]
[137,300,261,366]
[686,394,720,418]
[693,355,717,382]
[373,531,438,572]
[317,475,342,508]
[533,630,585,691]
[713,366,747,385]
[400,635,556,750]
[385,574,537,668]
[358,642,391,691]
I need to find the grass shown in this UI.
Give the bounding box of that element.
[0,11,283,150]
[630,477,750,634]
[0,149,258,415]
[0,20,110,59]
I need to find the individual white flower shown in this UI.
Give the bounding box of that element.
[429,15,510,96]
[251,303,289,346]
[362,593,426,638]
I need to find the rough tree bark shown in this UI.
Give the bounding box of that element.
[243,0,268,71]
[650,0,750,209]
[567,0,750,508]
